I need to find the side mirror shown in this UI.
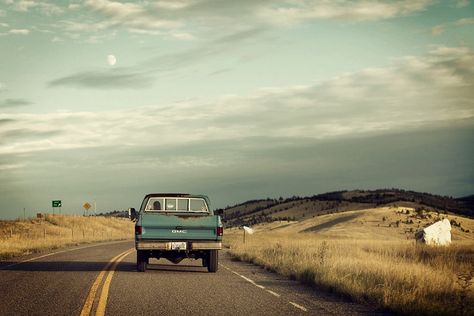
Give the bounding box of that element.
[215,209,224,216]
[129,208,137,221]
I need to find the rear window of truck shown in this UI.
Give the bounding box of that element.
[145,198,208,213]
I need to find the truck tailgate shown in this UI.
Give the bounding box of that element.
[139,213,219,240]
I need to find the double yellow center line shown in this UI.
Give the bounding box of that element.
[80,248,134,316]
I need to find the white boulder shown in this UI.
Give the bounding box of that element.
[415,219,451,246]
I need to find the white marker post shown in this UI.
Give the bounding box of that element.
[242,226,254,244]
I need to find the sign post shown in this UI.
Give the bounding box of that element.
[83,202,92,216]
[52,200,62,215]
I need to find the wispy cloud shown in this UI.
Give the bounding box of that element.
[48,69,154,89]
[7,47,474,156]
[0,118,15,126]
[258,0,433,25]
[431,17,474,35]
[454,0,470,8]
[431,25,445,35]
[455,17,474,26]
[0,98,32,108]
[68,3,81,10]
[4,0,63,15]
[8,28,30,35]
[48,27,265,89]
[53,0,434,39]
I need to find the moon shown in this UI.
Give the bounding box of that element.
[107,54,117,66]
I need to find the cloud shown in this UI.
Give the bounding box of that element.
[8,28,30,35]
[68,3,80,10]
[55,0,433,38]
[51,36,63,42]
[49,27,264,88]
[60,0,182,34]
[455,0,470,7]
[0,118,15,126]
[209,68,232,76]
[1,123,472,218]
[455,17,474,26]
[4,0,63,15]
[7,46,474,156]
[0,98,32,108]
[431,25,445,35]
[48,69,154,89]
[258,0,433,25]
[170,32,195,40]
[431,17,474,36]
[142,27,266,71]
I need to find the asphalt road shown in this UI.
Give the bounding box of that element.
[0,240,388,316]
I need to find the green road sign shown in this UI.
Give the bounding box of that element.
[52,200,62,207]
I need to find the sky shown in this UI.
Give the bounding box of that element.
[0,0,473,218]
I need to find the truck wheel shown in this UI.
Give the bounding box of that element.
[207,250,218,273]
[137,251,147,272]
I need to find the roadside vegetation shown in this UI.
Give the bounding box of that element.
[0,214,134,259]
[224,207,474,316]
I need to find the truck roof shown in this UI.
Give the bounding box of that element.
[143,193,210,207]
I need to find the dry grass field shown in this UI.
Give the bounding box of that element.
[0,214,134,259]
[225,207,474,316]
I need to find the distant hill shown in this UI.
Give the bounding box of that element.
[220,189,474,227]
[95,210,129,218]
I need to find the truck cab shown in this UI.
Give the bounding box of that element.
[129,193,223,272]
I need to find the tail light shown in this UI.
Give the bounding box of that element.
[216,226,223,236]
[135,225,142,235]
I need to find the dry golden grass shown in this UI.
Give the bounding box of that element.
[225,208,474,316]
[273,207,474,241]
[0,215,134,259]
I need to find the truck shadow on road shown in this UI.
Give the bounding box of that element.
[1,260,210,273]
[135,264,209,273]
[0,261,116,272]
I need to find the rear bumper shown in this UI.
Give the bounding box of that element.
[136,240,222,250]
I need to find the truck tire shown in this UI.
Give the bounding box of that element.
[137,251,147,272]
[207,250,218,273]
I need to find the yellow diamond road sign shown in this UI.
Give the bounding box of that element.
[83,202,91,210]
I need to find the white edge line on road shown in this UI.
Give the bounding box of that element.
[267,290,281,297]
[222,264,308,312]
[290,302,308,312]
[223,265,260,287]
[223,265,287,297]
[1,240,131,269]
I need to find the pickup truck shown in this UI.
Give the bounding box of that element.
[129,193,223,272]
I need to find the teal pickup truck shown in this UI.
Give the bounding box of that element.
[129,193,223,272]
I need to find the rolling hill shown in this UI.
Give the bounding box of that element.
[220,188,474,228]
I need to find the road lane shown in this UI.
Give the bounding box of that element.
[107,250,386,316]
[0,241,133,316]
[107,256,306,315]
[0,241,388,316]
